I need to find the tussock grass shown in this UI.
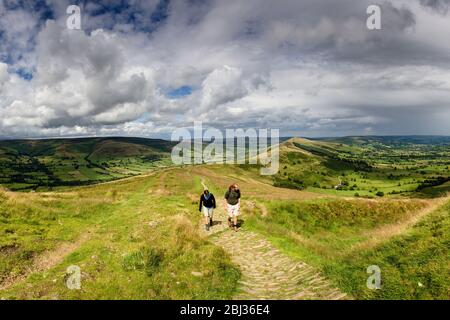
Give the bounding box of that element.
[246,197,449,299]
[121,247,164,275]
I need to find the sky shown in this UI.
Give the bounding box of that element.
[1,0,450,139]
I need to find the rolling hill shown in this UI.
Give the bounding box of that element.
[0,164,448,299]
[274,137,450,198]
[0,137,175,191]
[0,136,449,299]
[1,135,449,198]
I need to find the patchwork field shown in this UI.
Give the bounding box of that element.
[0,138,175,191]
[275,137,450,198]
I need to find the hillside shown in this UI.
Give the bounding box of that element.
[315,135,450,146]
[0,136,449,300]
[0,138,175,191]
[274,137,450,198]
[1,135,449,197]
[0,164,448,299]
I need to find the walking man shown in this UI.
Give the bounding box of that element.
[225,184,241,232]
[199,188,216,231]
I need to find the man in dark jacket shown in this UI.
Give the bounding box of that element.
[225,184,240,231]
[199,188,216,231]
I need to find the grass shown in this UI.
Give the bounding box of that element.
[327,202,450,299]
[418,181,450,198]
[0,135,449,300]
[245,197,449,299]
[0,169,239,299]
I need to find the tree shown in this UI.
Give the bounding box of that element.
[376,191,384,197]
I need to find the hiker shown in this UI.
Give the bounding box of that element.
[225,184,241,231]
[199,188,216,231]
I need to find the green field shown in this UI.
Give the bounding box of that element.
[0,138,175,191]
[0,136,449,300]
[274,137,450,198]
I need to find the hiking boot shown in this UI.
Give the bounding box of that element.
[233,224,238,232]
[205,224,210,231]
[209,218,213,227]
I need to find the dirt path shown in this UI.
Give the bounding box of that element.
[200,181,348,300]
[190,166,325,201]
[354,196,450,251]
[0,230,93,291]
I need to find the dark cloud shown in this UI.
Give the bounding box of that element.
[0,0,450,138]
[420,0,450,13]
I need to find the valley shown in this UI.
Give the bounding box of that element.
[0,137,175,191]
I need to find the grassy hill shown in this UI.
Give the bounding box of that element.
[0,136,448,300]
[0,138,175,191]
[316,135,450,147]
[274,137,450,198]
[2,135,448,196]
[0,165,448,299]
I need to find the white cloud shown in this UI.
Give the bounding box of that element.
[1,0,450,138]
[200,66,247,112]
[0,62,9,91]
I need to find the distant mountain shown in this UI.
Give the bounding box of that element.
[311,135,450,146]
[0,137,175,191]
[1,135,449,195]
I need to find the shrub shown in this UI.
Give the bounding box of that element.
[122,247,164,275]
[376,191,385,197]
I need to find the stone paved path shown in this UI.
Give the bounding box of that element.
[212,230,348,300]
[200,181,348,300]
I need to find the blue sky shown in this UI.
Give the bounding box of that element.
[167,86,193,99]
[1,0,450,139]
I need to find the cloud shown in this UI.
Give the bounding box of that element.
[419,0,450,13]
[0,62,9,90]
[200,66,248,112]
[0,0,450,138]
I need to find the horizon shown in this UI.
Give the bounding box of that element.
[2,134,450,143]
